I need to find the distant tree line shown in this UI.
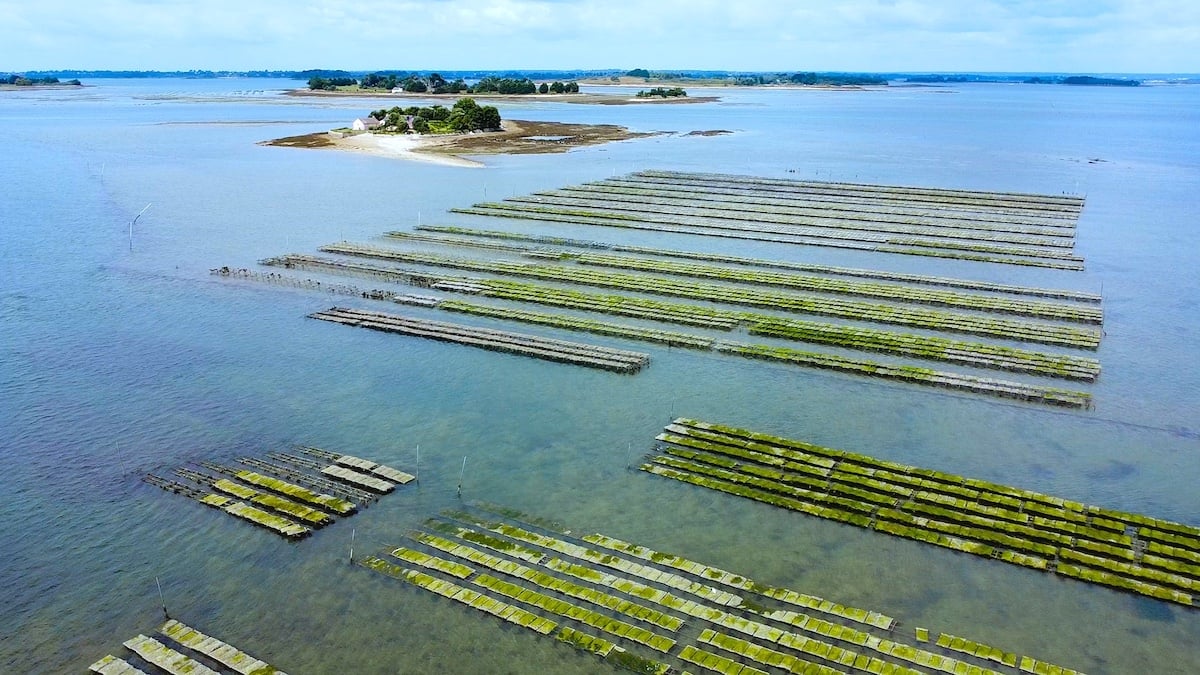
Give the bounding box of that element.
[309,72,578,95]
[307,76,357,90]
[636,87,687,98]
[367,98,501,134]
[621,69,886,87]
[1026,75,1141,87]
[3,74,80,86]
[903,75,969,83]
[785,72,886,86]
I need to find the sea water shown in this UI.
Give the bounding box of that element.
[1,78,1198,673]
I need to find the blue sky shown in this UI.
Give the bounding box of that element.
[1,0,1197,73]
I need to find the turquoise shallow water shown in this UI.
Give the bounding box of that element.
[1,79,1199,673]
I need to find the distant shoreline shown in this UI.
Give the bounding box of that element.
[577,77,883,91]
[284,89,719,105]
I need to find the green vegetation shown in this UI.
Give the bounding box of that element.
[635,87,687,98]
[318,243,1102,349]
[351,502,1087,675]
[309,71,579,95]
[471,75,579,94]
[366,98,501,134]
[618,69,885,87]
[783,72,886,86]
[644,419,1200,607]
[409,225,1101,302]
[307,75,357,90]
[3,74,80,86]
[1026,75,1141,87]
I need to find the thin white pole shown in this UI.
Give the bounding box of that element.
[155,576,168,619]
[130,203,151,251]
[457,456,467,497]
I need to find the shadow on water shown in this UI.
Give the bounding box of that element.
[1129,596,1177,624]
[1085,459,1138,481]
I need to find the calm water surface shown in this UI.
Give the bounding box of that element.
[2,79,1198,673]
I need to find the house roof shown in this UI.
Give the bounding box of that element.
[354,117,382,127]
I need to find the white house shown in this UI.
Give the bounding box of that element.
[352,116,382,131]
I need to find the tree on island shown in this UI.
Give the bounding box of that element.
[365,98,500,135]
[626,68,650,79]
[470,76,537,94]
[636,87,687,98]
[308,75,356,90]
[3,74,81,86]
[786,72,886,86]
[307,72,576,95]
[361,72,400,90]
[447,97,502,131]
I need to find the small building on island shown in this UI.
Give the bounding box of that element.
[352,116,382,131]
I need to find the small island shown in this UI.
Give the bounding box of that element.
[636,87,687,98]
[1025,75,1141,87]
[306,71,580,95]
[586,68,887,88]
[1,74,82,89]
[261,96,661,167]
[289,70,716,105]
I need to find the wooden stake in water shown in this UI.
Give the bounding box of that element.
[625,442,634,470]
[155,576,168,619]
[349,528,356,564]
[130,203,152,251]
[415,444,420,484]
[457,456,467,497]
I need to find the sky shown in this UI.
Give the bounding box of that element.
[1,0,1198,73]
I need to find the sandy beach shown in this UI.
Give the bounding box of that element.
[337,131,484,167]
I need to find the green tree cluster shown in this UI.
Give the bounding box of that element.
[308,76,357,90]
[625,68,650,78]
[361,73,400,89]
[635,87,687,98]
[367,98,500,134]
[426,73,469,93]
[446,98,502,131]
[4,74,78,86]
[470,76,537,94]
[465,77,578,95]
[786,72,885,86]
[402,73,469,93]
[308,71,578,95]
